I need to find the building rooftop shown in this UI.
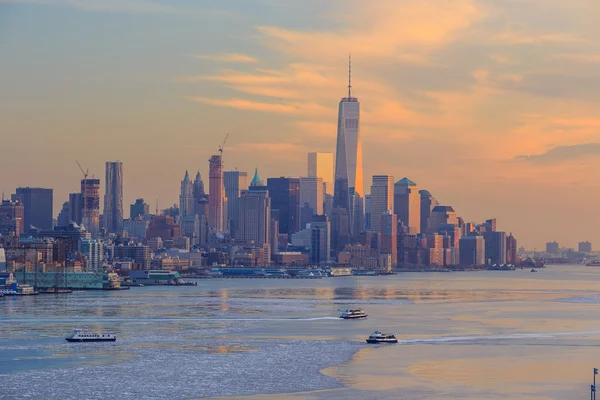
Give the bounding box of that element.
[396,177,417,186]
[419,189,431,196]
[250,168,264,186]
[432,205,455,213]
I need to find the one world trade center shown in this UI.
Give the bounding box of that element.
[333,56,364,242]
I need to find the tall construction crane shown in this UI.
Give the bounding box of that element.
[76,161,88,226]
[218,133,229,157]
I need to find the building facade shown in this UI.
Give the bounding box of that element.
[299,176,324,216]
[239,170,271,247]
[310,215,330,264]
[394,177,421,235]
[459,236,485,266]
[179,171,195,218]
[419,190,437,234]
[103,161,123,233]
[13,187,53,232]
[379,210,397,267]
[208,155,225,232]
[267,177,300,237]
[81,179,100,237]
[79,238,103,271]
[369,175,394,233]
[224,170,249,235]
[307,152,334,195]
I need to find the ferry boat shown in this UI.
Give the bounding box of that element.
[530,268,537,272]
[366,331,398,344]
[340,309,368,319]
[65,328,116,342]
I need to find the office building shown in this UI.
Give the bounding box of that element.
[68,193,83,225]
[123,218,149,239]
[130,198,150,220]
[331,207,350,254]
[369,175,393,233]
[147,215,180,239]
[308,152,334,195]
[193,171,208,217]
[506,234,518,264]
[239,169,271,247]
[12,187,53,232]
[267,177,300,237]
[459,236,485,266]
[208,154,225,232]
[103,161,123,233]
[310,215,330,264]
[394,177,421,235]
[546,241,559,254]
[113,242,151,269]
[179,171,195,217]
[484,231,507,265]
[79,238,103,271]
[419,190,437,234]
[180,215,201,246]
[333,57,364,238]
[80,179,100,237]
[379,210,397,267]
[427,205,458,233]
[56,202,70,227]
[224,170,249,235]
[0,199,24,236]
[364,194,372,231]
[299,176,324,216]
[579,241,592,253]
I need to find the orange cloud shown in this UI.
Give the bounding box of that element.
[193,53,258,63]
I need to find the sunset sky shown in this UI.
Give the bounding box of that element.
[1,0,600,249]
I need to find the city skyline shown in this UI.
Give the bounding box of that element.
[2,0,600,249]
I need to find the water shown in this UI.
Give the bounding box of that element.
[2,265,600,399]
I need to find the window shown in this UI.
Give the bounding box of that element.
[345,119,358,129]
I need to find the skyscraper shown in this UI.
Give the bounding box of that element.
[79,238,103,271]
[56,201,70,227]
[239,169,271,246]
[484,231,507,265]
[419,190,437,234]
[13,187,53,232]
[224,170,248,235]
[310,214,330,264]
[333,56,364,239]
[299,177,324,216]
[427,205,458,233]
[208,154,225,232]
[68,193,83,225]
[103,161,123,233]
[369,175,393,233]
[379,210,397,267]
[459,236,485,266]
[506,234,518,264]
[394,177,421,235]
[307,152,334,195]
[0,199,24,236]
[130,198,149,220]
[267,177,300,237]
[179,171,194,217]
[81,179,100,237]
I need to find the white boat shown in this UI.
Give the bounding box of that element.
[65,328,116,342]
[0,288,18,295]
[340,309,368,319]
[366,331,398,344]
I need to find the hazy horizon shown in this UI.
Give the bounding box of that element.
[1,0,599,249]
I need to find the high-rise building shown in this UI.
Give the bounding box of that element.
[68,193,83,225]
[546,241,559,254]
[331,207,350,255]
[308,152,334,195]
[113,242,150,269]
[364,194,372,231]
[224,170,249,235]
[208,155,225,232]
[310,214,330,264]
[484,231,507,265]
[193,171,208,217]
[79,238,103,271]
[459,236,485,266]
[180,215,201,246]
[419,190,437,234]
[81,179,100,237]
[369,175,393,233]
[103,161,123,233]
[130,198,149,220]
[427,205,458,233]
[333,57,364,239]
[12,187,53,232]
[579,241,592,253]
[267,177,300,237]
[379,210,397,267]
[506,234,518,264]
[179,171,195,217]
[299,177,324,216]
[56,201,70,227]
[0,199,24,236]
[239,169,271,246]
[394,177,421,235]
[147,215,180,239]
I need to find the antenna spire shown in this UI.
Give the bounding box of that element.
[348,53,352,98]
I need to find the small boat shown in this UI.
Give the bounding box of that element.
[531,269,537,273]
[587,263,600,267]
[366,331,398,344]
[340,309,368,319]
[66,328,116,342]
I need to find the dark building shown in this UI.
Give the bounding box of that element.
[579,241,592,253]
[266,177,300,237]
[459,236,485,266]
[419,190,436,234]
[113,242,151,270]
[331,207,350,256]
[104,161,124,234]
[310,214,330,264]
[506,234,518,264]
[546,241,559,254]
[68,193,83,225]
[0,199,24,236]
[32,223,91,260]
[12,187,53,232]
[146,215,180,239]
[130,198,150,220]
[484,231,507,265]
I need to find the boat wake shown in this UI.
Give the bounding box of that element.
[398,330,600,344]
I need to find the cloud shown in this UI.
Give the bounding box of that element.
[554,53,600,63]
[493,31,579,44]
[1,0,172,13]
[193,53,258,63]
[516,143,600,164]
[185,96,333,116]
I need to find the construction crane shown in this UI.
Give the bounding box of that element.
[218,133,229,157]
[76,161,88,226]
